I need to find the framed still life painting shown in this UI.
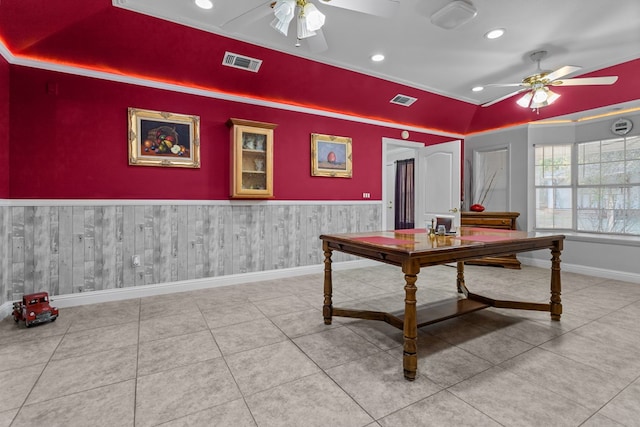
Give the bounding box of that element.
[311,133,352,178]
[128,107,200,168]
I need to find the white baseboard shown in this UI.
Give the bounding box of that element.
[520,257,640,283]
[0,259,377,318]
[2,257,637,321]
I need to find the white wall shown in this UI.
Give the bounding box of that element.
[465,110,640,282]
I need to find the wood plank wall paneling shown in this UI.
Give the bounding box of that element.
[0,203,381,305]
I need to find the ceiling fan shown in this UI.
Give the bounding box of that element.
[222,0,399,52]
[481,50,619,111]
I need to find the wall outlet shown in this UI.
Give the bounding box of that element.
[362,192,371,199]
[131,255,141,267]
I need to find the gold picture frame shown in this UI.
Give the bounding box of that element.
[128,107,200,168]
[311,133,352,178]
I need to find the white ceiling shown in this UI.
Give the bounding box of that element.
[115,0,640,106]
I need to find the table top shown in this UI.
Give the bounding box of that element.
[320,227,564,266]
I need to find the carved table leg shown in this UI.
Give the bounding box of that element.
[456,261,467,295]
[322,241,333,325]
[550,240,563,321]
[402,259,419,381]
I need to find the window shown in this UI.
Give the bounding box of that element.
[534,135,640,236]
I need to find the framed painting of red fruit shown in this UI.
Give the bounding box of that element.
[128,107,201,168]
[311,133,352,178]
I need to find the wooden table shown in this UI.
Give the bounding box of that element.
[320,227,564,381]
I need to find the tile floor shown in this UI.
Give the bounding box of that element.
[1,264,640,427]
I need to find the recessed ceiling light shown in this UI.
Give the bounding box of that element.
[485,28,505,39]
[371,54,385,62]
[472,86,484,92]
[195,0,213,10]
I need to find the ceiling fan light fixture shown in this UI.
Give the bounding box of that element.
[302,3,325,31]
[270,17,290,36]
[516,92,533,108]
[273,0,296,21]
[297,15,316,39]
[546,89,561,105]
[532,88,548,104]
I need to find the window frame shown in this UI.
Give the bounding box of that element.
[533,135,640,237]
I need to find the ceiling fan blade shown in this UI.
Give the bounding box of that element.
[481,88,528,107]
[483,83,527,88]
[551,76,619,86]
[544,65,581,82]
[305,29,329,53]
[222,1,273,31]
[319,0,400,18]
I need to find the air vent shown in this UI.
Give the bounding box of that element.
[222,52,262,72]
[390,94,418,107]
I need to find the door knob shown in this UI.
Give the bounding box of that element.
[449,208,459,213]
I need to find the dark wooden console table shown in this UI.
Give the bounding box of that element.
[320,227,564,381]
[460,211,521,269]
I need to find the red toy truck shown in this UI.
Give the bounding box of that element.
[12,292,59,327]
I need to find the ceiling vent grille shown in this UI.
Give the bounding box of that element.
[390,94,418,107]
[222,52,262,72]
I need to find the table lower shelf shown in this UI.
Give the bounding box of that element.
[332,297,490,330]
[330,293,554,330]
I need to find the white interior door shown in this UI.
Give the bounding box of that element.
[382,139,420,230]
[417,140,461,230]
[385,162,396,230]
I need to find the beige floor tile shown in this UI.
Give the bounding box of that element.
[65,299,140,333]
[327,351,442,419]
[270,307,340,339]
[226,340,320,395]
[139,311,207,342]
[201,303,265,329]
[137,330,221,377]
[27,346,137,405]
[500,347,630,411]
[252,294,315,318]
[1,264,637,427]
[52,321,138,360]
[580,413,625,426]
[293,326,381,369]
[211,318,287,355]
[159,399,257,427]
[426,318,534,364]
[346,319,404,350]
[135,358,241,427]
[449,366,592,426]
[0,315,69,345]
[401,333,494,387]
[14,380,135,427]
[378,390,502,427]
[0,409,18,427]
[0,364,45,412]
[246,373,373,427]
[0,335,62,372]
[540,332,640,380]
[598,378,640,426]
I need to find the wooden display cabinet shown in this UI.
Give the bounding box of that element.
[227,118,277,199]
[460,211,522,269]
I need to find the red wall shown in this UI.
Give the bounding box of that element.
[8,66,453,200]
[0,55,9,197]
